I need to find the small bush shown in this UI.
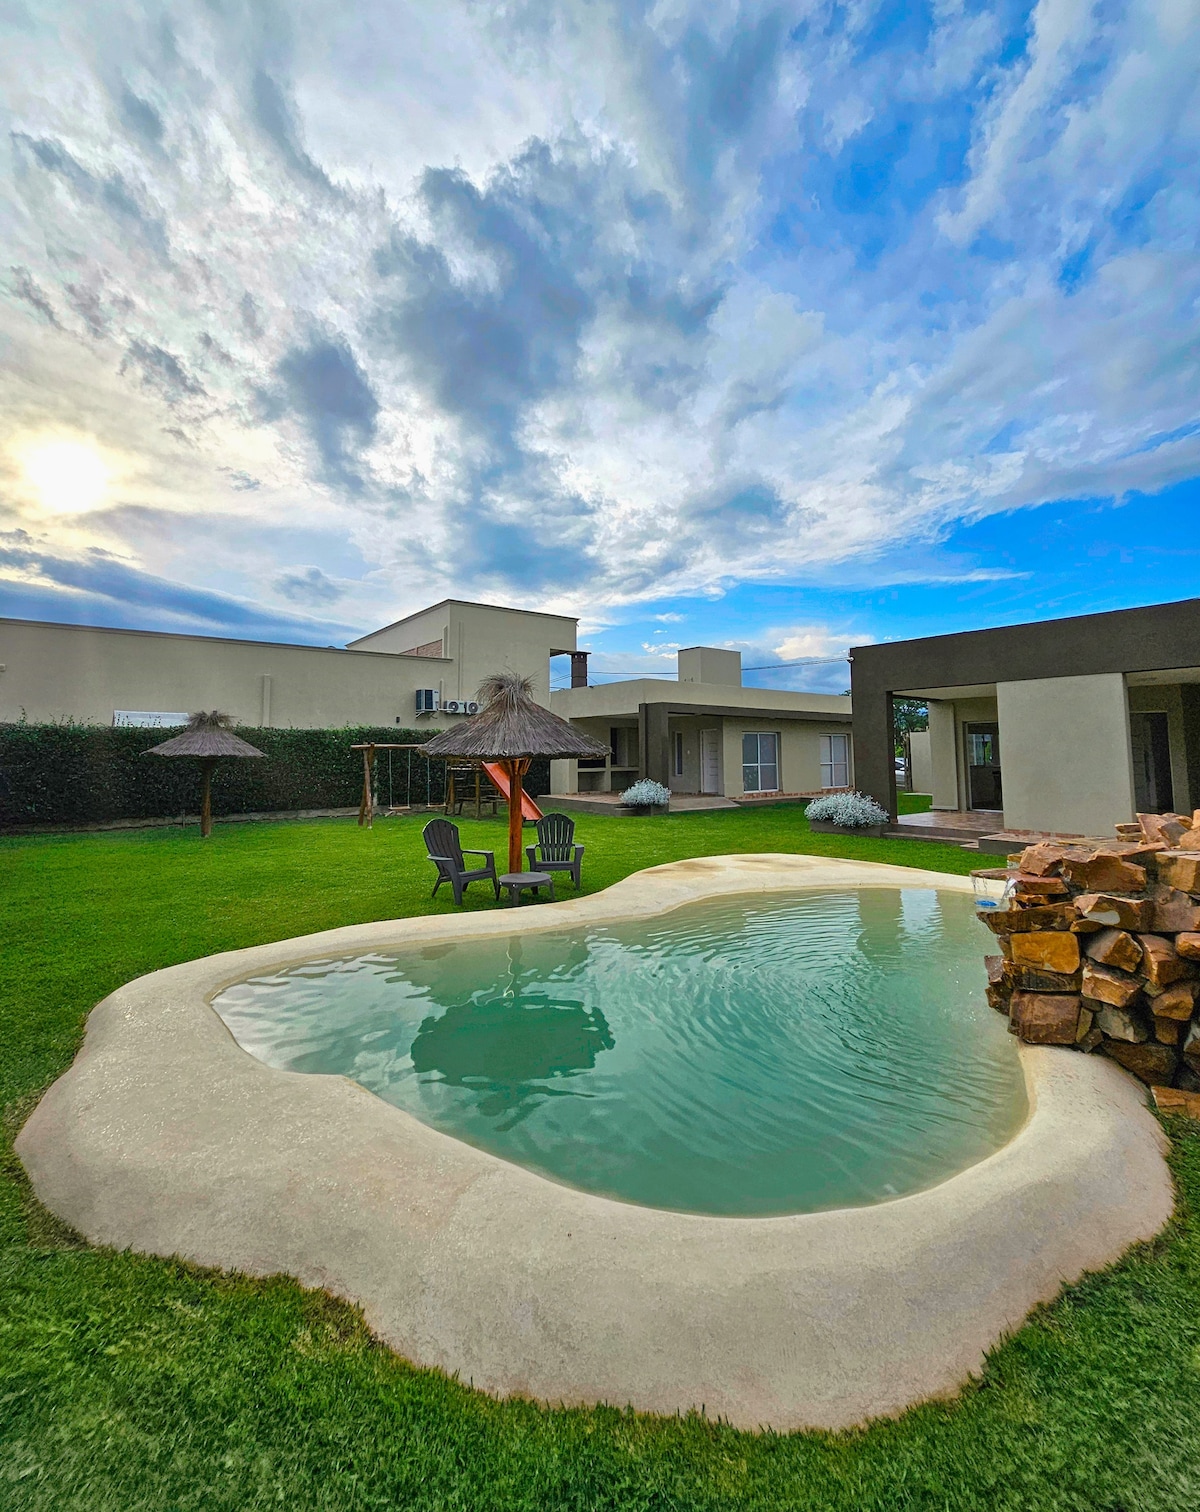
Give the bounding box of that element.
[620,779,670,807]
[805,790,889,827]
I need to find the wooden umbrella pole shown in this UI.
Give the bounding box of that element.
[358,745,376,828]
[506,758,529,874]
[200,757,216,838]
[501,756,519,876]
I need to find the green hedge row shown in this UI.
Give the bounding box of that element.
[0,723,550,829]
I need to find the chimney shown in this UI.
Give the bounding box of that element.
[570,651,589,688]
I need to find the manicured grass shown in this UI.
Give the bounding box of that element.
[2,807,1198,1510]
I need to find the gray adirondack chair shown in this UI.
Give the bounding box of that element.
[525,812,585,888]
[424,818,500,905]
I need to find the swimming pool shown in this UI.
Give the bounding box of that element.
[215,886,1025,1216]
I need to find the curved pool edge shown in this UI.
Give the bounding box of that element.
[16,853,1174,1432]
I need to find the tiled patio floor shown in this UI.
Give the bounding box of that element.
[887,809,1005,841]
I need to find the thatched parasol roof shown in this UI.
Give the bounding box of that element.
[419,673,608,761]
[146,711,265,760]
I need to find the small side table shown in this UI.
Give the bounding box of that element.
[499,870,556,906]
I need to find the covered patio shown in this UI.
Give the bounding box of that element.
[851,599,1200,837]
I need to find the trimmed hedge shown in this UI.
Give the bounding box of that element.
[0,723,551,829]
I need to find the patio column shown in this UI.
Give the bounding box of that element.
[849,663,897,820]
[638,702,671,787]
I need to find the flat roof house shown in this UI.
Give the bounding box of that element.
[0,603,851,808]
[851,597,1200,838]
[0,599,577,730]
[549,646,853,804]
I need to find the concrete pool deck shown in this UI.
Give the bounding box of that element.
[17,853,1173,1432]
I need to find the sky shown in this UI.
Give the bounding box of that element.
[1,0,1198,695]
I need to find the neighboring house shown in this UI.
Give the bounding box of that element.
[548,646,853,800]
[346,599,579,709]
[851,597,1200,836]
[0,600,577,729]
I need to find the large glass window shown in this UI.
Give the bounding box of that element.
[820,733,849,788]
[742,732,779,792]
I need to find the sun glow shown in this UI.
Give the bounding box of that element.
[18,436,111,516]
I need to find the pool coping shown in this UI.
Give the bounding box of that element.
[16,853,1174,1432]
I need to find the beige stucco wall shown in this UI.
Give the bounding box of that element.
[350,606,450,658]
[723,719,851,797]
[550,758,577,796]
[667,715,709,793]
[996,673,1136,835]
[953,697,1000,810]
[550,680,851,722]
[548,717,635,797]
[677,647,742,685]
[351,601,576,706]
[927,701,960,810]
[1127,682,1192,812]
[548,713,852,797]
[927,698,1000,811]
[0,618,457,730]
[909,729,933,794]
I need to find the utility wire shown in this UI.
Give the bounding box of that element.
[548,653,851,690]
[742,655,850,671]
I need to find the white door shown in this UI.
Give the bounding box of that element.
[700,728,720,794]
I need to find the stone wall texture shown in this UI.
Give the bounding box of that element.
[979,810,1200,1091]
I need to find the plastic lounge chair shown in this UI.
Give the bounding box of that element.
[525,812,585,889]
[424,818,500,905]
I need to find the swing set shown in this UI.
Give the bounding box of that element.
[350,742,433,828]
[349,744,529,827]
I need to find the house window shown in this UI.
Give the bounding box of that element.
[742,732,779,792]
[674,731,684,777]
[820,733,849,788]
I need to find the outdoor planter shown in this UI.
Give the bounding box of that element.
[807,818,888,837]
[805,791,891,837]
[619,780,670,816]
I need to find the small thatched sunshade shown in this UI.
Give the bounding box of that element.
[420,673,607,873]
[147,712,264,837]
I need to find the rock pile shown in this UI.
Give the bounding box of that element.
[978,811,1200,1090]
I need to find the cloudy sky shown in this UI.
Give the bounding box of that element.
[1,0,1197,692]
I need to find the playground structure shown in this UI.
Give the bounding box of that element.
[351,743,544,828]
[445,762,545,822]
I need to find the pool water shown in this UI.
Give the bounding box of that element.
[214,888,1026,1216]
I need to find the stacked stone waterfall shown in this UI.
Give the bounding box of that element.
[979,811,1200,1090]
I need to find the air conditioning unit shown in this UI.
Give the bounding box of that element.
[464,700,480,715]
[441,699,463,714]
[415,689,439,713]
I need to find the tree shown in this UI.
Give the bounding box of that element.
[893,698,928,759]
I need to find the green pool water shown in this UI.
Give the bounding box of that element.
[213,888,1026,1217]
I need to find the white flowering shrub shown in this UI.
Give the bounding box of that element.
[805,790,889,827]
[620,779,670,807]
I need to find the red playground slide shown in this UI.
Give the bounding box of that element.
[483,761,544,822]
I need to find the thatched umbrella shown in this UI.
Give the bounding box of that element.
[419,672,608,874]
[146,711,265,838]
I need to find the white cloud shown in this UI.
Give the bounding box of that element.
[770,626,863,663]
[0,0,1198,635]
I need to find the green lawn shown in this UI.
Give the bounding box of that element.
[2,805,1199,1510]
